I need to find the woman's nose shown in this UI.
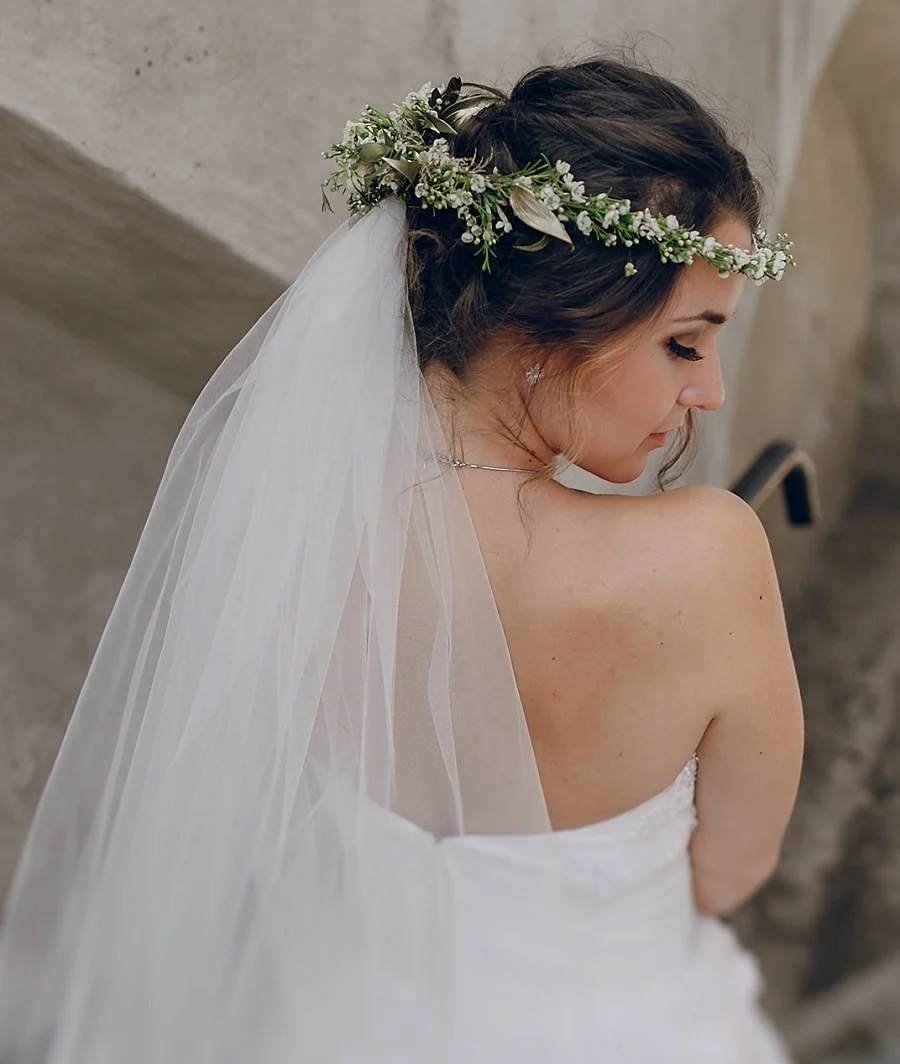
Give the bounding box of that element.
[680,352,725,412]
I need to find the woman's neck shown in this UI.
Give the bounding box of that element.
[421,360,557,474]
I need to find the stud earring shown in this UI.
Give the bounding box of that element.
[524,364,543,386]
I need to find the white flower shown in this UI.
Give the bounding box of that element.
[470,173,487,193]
[624,262,638,277]
[461,231,475,244]
[665,214,680,230]
[576,211,593,235]
[555,160,572,175]
[538,187,561,211]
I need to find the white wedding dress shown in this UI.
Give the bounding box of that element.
[357,754,791,1063]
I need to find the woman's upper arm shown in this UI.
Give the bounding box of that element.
[674,486,805,914]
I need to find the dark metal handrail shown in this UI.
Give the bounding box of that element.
[729,440,821,526]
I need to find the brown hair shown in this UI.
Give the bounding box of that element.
[406,54,764,494]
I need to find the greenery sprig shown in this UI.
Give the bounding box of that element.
[321,79,794,283]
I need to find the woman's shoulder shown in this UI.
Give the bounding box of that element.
[555,482,780,663]
[579,483,774,599]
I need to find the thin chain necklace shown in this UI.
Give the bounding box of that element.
[420,450,539,474]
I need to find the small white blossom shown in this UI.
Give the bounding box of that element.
[470,173,487,193]
[460,231,475,244]
[576,211,593,235]
[624,262,638,277]
[538,186,561,211]
[555,160,571,175]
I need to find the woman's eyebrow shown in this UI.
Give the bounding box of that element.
[671,311,729,325]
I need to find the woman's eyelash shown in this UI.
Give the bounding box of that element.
[667,337,704,362]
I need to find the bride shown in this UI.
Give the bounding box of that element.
[0,57,803,1062]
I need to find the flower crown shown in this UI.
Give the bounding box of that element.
[321,78,794,283]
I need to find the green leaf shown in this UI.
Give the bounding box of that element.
[508,187,573,247]
[514,235,551,253]
[321,186,334,213]
[385,158,421,184]
[427,117,459,137]
[357,142,389,163]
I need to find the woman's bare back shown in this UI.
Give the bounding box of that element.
[457,475,711,828]
[459,473,803,874]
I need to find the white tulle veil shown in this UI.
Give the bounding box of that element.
[0,198,550,1063]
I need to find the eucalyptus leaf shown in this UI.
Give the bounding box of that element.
[514,235,551,253]
[508,187,573,247]
[385,158,421,184]
[357,142,389,163]
[427,117,459,137]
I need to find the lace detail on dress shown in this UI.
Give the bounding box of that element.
[448,754,700,894]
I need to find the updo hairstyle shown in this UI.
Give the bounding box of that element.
[406,55,764,489]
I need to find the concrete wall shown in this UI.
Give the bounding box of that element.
[826,0,900,412]
[729,70,873,603]
[0,292,186,886]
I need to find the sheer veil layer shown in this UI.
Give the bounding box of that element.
[0,199,549,1063]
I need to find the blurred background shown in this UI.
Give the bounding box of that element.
[1,0,899,1059]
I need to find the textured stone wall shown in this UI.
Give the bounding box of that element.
[729,71,873,604]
